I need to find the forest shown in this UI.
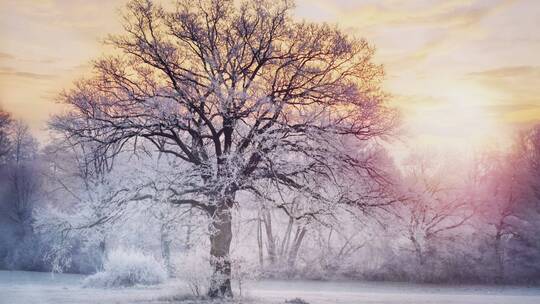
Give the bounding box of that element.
[0,0,539,303]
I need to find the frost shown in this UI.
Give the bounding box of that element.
[171,248,213,296]
[82,248,167,288]
[284,298,310,304]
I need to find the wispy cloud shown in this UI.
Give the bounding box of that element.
[294,0,522,83]
[0,52,15,60]
[468,66,540,78]
[0,67,55,80]
[466,66,540,123]
[0,54,60,64]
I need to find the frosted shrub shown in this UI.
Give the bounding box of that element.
[285,298,310,304]
[83,248,167,288]
[232,256,260,297]
[172,249,213,296]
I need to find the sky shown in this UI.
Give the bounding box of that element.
[1,0,539,155]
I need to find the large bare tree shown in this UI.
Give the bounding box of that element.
[51,0,395,297]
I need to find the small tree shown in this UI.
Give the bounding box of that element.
[479,126,540,282]
[395,154,474,267]
[39,137,156,272]
[0,108,12,163]
[51,0,395,297]
[4,121,40,238]
[0,120,44,270]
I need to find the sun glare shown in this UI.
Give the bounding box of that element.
[407,83,509,154]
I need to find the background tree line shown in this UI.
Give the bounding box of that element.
[1,105,539,285]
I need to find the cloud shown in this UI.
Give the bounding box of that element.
[391,94,445,110]
[0,51,59,64]
[466,66,540,124]
[0,67,55,80]
[384,0,518,67]
[480,103,540,113]
[16,57,61,64]
[1,0,125,39]
[468,66,540,78]
[300,0,517,30]
[0,52,15,60]
[297,0,519,69]
[466,65,540,92]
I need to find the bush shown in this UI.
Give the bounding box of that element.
[83,248,167,288]
[4,234,52,272]
[285,298,310,304]
[172,249,212,296]
[231,256,260,297]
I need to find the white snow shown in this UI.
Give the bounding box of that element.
[82,248,167,288]
[1,270,540,304]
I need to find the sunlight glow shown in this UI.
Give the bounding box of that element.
[407,83,510,154]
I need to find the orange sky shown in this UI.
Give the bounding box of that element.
[1,0,539,154]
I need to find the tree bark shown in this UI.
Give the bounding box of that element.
[160,223,172,275]
[208,206,233,298]
[280,217,294,262]
[287,226,307,268]
[410,236,425,266]
[262,209,277,265]
[184,208,193,250]
[494,229,505,282]
[256,212,264,267]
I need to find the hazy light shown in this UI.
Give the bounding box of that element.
[406,82,511,155]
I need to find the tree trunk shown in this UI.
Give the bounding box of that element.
[98,228,107,270]
[262,209,277,265]
[280,217,294,262]
[256,212,264,267]
[410,236,425,265]
[287,226,307,268]
[160,223,172,275]
[184,208,193,250]
[208,206,233,298]
[494,229,505,282]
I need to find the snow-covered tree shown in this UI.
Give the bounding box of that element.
[0,119,43,270]
[394,154,475,267]
[50,0,396,297]
[4,121,39,235]
[38,137,156,272]
[0,108,12,163]
[479,126,540,282]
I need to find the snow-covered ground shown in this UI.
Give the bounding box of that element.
[1,270,540,304]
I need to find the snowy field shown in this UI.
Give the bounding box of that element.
[1,270,540,304]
